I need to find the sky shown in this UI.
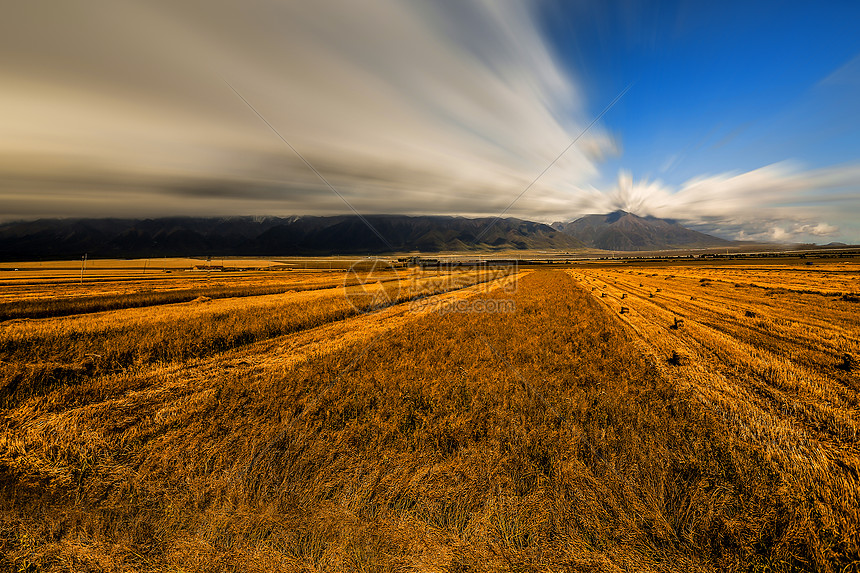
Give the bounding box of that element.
[1,0,859,243]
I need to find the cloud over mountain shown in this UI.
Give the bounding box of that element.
[564,163,860,242]
[1,1,857,244]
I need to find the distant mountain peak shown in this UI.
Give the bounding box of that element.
[605,210,629,223]
[553,211,732,251]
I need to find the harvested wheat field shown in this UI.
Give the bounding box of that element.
[1,259,859,572]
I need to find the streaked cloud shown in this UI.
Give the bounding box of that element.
[0,0,616,222]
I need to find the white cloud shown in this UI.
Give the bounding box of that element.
[560,162,860,243]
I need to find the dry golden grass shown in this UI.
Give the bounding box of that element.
[0,277,352,321]
[0,267,502,407]
[0,261,364,306]
[571,261,860,569]
[0,260,858,571]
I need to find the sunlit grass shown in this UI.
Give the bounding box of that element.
[0,262,858,571]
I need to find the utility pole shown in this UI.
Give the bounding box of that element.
[80,253,87,284]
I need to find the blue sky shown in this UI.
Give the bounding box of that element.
[543,0,860,186]
[1,1,858,242]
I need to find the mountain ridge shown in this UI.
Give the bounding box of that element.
[0,212,743,260]
[0,215,584,261]
[552,210,734,251]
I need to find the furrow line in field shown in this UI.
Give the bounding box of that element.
[568,270,860,470]
[583,270,860,369]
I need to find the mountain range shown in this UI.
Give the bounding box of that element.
[0,215,581,260]
[0,212,735,261]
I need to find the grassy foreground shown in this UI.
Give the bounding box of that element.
[1,269,858,571]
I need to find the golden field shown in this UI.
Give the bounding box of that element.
[0,257,858,572]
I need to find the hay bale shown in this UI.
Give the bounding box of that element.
[79,356,96,374]
[668,350,689,366]
[621,293,627,299]
[193,296,212,303]
[671,317,685,329]
[839,353,854,371]
[620,306,629,314]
